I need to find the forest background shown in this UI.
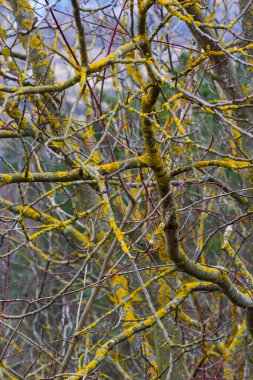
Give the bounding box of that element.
[0,0,253,379]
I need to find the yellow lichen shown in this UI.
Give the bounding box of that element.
[22,19,33,29]
[9,109,22,119]
[89,57,107,71]
[1,174,12,183]
[218,105,239,110]
[100,161,120,174]
[92,150,101,164]
[2,47,10,61]
[29,35,42,49]
[121,242,129,253]
[139,152,163,168]
[109,217,124,241]
[194,160,251,170]
[17,205,40,221]
[247,171,253,184]
[8,60,16,70]
[57,171,67,178]
[21,173,34,181]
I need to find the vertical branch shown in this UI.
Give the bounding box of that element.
[71,0,88,68]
